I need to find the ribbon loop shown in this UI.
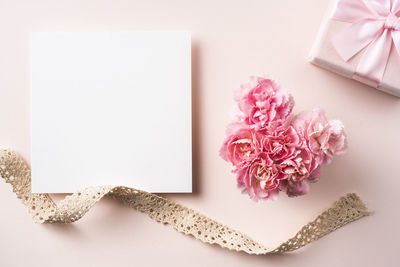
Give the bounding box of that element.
[384,13,400,30]
[332,0,400,87]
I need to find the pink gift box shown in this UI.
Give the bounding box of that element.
[309,0,400,97]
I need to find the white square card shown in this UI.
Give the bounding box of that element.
[31,32,192,193]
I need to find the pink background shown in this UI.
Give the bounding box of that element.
[0,0,399,266]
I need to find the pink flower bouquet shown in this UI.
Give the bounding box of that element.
[220,77,347,201]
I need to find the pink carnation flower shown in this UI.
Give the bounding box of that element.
[220,124,262,167]
[237,153,287,201]
[235,77,294,130]
[262,124,302,162]
[280,149,320,182]
[292,109,348,165]
[220,78,348,201]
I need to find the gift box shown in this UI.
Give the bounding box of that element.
[309,0,400,97]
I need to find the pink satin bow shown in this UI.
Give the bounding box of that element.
[332,0,400,87]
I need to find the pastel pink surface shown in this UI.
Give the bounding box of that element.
[0,0,399,266]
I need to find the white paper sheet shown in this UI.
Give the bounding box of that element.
[31,32,192,193]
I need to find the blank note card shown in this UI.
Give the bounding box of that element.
[31,32,192,193]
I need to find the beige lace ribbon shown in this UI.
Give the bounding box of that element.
[0,149,371,254]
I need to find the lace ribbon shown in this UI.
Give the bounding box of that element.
[0,149,371,254]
